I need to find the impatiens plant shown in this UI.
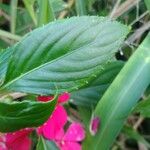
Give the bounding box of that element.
[0,14,150,150]
[1,93,85,150]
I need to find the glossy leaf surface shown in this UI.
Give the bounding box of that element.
[1,16,129,95]
[0,98,56,132]
[71,61,124,107]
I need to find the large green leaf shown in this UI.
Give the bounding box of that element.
[71,61,124,107]
[0,98,56,132]
[0,16,129,95]
[37,136,59,150]
[91,33,150,149]
[134,97,150,117]
[0,48,13,81]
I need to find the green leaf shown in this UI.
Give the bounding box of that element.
[92,33,150,149]
[75,0,87,16]
[37,0,55,26]
[78,106,92,129]
[123,126,150,148]
[23,0,37,25]
[0,48,13,81]
[71,61,124,107]
[1,16,129,95]
[0,98,56,132]
[51,0,67,13]
[133,97,150,117]
[0,3,10,14]
[37,136,59,150]
[144,0,150,12]
[10,0,18,34]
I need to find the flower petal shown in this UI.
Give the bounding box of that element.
[37,92,70,104]
[55,128,65,141]
[58,93,70,103]
[37,96,53,102]
[6,129,32,150]
[63,123,85,142]
[6,136,31,150]
[89,116,100,136]
[59,141,81,150]
[6,129,32,144]
[0,144,7,150]
[37,105,67,140]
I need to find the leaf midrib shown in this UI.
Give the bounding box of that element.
[2,30,124,89]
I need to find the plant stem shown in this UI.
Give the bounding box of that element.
[10,0,18,34]
[75,0,87,16]
[0,29,22,41]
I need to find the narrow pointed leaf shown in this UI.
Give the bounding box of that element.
[0,16,129,95]
[37,0,55,26]
[93,33,150,149]
[23,0,37,25]
[0,99,56,132]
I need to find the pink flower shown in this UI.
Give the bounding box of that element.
[0,134,7,150]
[5,129,33,150]
[2,92,85,150]
[37,93,85,150]
[37,92,70,140]
[37,105,67,140]
[2,93,70,150]
[56,123,85,150]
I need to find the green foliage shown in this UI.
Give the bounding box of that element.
[23,0,37,25]
[1,0,150,148]
[144,0,150,12]
[51,0,67,13]
[123,126,150,148]
[37,136,59,150]
[37,0,55,26]
[75,0,87,16]
[92,33,150,149]
[23,0,66,27]
[0,16,129,95]
[0,98,56,132]
[71,61,124,107]
[0,47,13,80]
[10,0,18,34]
[134,97,150,117]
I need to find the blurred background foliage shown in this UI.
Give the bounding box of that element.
[0,0,150,149]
